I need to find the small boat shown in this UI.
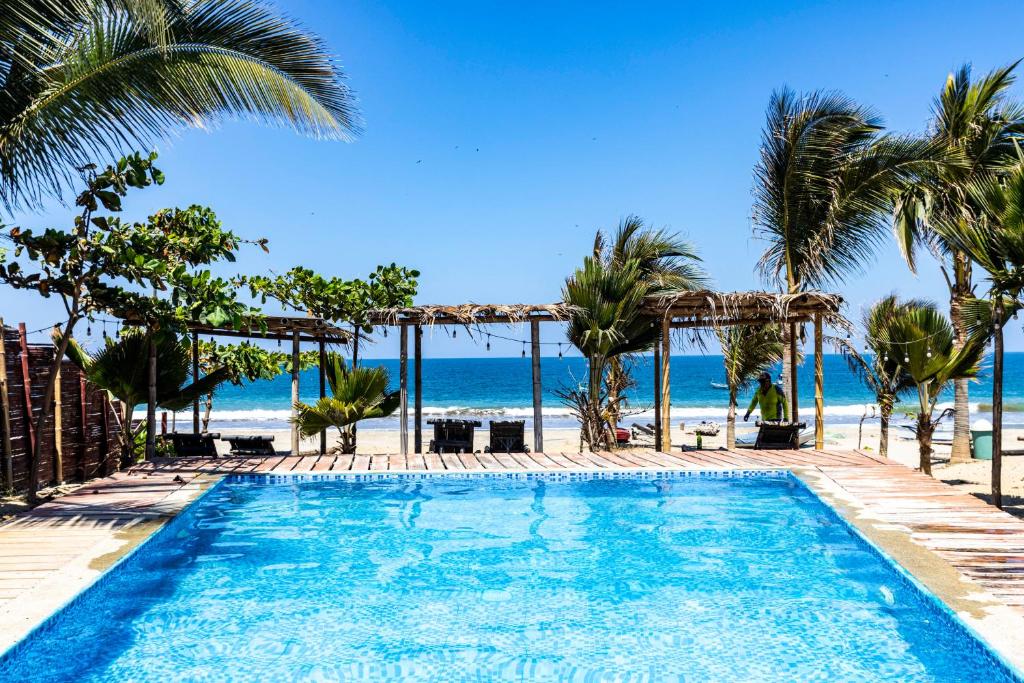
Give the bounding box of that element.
[710,381,728,390]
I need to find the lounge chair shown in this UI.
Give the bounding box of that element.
[631,423,656,446]
[485,420,529,453]
[166,432,221,458]
[752,421,807,450]
[221,435,276,455]
[428,419,482,453]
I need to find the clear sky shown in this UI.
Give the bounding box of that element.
[5,0,1023,357]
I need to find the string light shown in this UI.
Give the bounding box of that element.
[486,333,491,351]
[521,342,526,358]
[903,354,910,363]
[452,328,457,339]
[558,343,563,360]
[383,327,388,338]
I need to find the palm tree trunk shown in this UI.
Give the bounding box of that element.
[145,335,157,460]
[727,391,737,449]
[992,304,1004,509]
[918,417,933,476]
[879,402,892,459]
[780,324,793,411]
[120,403,135,469]
[949,253,972,463]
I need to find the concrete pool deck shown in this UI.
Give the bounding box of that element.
[1,448,1024,673]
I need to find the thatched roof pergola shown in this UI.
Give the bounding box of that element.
[642,290,844,327]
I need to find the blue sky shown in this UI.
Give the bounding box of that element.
[5,0,1023,357]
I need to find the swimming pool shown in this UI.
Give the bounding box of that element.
[0,471,1018,681]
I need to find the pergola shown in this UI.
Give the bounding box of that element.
[170,291,842,457]
[361,304,573,454]
[641,290,845,451]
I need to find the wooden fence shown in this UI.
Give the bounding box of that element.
[0,323,121,493]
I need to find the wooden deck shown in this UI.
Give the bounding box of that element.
[2,447,1024,667]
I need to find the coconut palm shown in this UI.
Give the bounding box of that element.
[932,160,1024,507]
[563,216,706,450]
[292,353,399,454]
[893,62,1024,463]
[874,303,984,476]
[833,296,920,457]
[59,327,231,467]
[715,325,785,448]
[1,0,358,210]
[753,88,949,414]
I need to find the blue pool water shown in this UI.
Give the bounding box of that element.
[0,472,1018,681]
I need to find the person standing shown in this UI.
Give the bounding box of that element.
[743,371,789,423]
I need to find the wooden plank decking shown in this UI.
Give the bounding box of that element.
[2,447,1024,663]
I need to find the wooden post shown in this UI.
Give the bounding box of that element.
[399,325,409,455]
[160,411,168,436]
[145,334,156,460]
[813,313,824,449]
[192,332,200,434]
[414,325,423,454]
[100,393,110,472]
[993,302,1005,509]
[530,319,543,453]
[0,321,13,492]
[660,317,671,452]
[653,343,661,452]
[53,362,63,484]
[78,375,87,481]
[789,321,799,424]
[319,339,327,456]
[291,329,300,455]
[17,323,35,456]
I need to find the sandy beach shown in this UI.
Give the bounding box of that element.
[207,422,1024,519]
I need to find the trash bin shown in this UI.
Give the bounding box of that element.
[971,419,993,460]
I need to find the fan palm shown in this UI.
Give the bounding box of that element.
[753,88,950,414]
[1,0,358,210]
[873,303,984,475]
[893,62,1024,463]
[58,327,231,466]
[715,325,785,448]
[291,352,399,454]
[833,296,920,457]
[933,160,1024,507]
[563,216,706,450]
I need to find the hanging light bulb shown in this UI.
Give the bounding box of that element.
[558,343,563,360]
[522,342,526,358]
[383,327,388,338]
[904,355,910,363]
[926,347,932,358]
[452,328,457,339]
[277,338,281,348]
[86,324,92,336]
[115,324,120,339]
[863,345,870,354]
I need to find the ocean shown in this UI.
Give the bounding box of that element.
[192,353,1024,431]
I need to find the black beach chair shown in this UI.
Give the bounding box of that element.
[428,419,482,453]
[485,420,529,453]
[221,435,276,455]
[754,422,806,450]
[167,432,221,458]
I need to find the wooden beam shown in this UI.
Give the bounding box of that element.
[192,332,200,434]
[660,317,671,452]
[670,315,813,329]
[414,325,422,454]
[653,344,661,451]
[53,362,63,484]
[145,335,156,460]
[814,313,824,448]
[291,330,300,455]
[789,321,799,424]
[530,319,543,453]
[319,339,327,456]
[17,323,35,456]
[399,324,409,455]
[0,320,13,493]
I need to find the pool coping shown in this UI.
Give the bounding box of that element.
[1,461,1024,676]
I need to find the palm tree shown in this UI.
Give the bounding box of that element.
[875,303,984,476]
[563,216,705,450]
[292,353,399,454]
[933,160,1024,507]
[1,0,358,210]
[893,62,1024,464]
[59,327,230,467]
[715,325,785,448]
[753,88,948,415]
[833,296,919,457]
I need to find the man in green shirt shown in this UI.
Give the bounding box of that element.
[743,371,789,423]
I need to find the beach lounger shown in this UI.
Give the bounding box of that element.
[428,418,482,453]
[751,422,807,450]
[167,432,221,458]
[221,435,276,455]
[631,423,656,446]
[485,420,529,453]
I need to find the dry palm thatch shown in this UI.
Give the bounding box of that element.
[642,290,847,330]
[364,303,574,327]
